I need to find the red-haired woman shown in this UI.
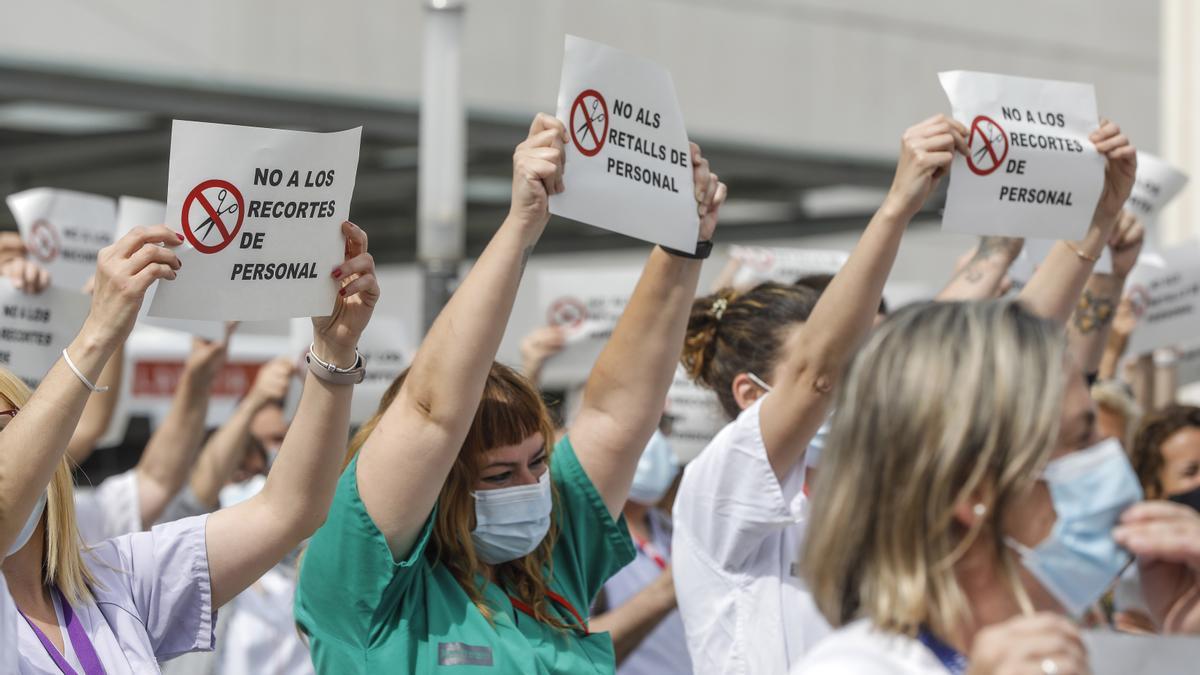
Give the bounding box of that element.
[295,114,727,673]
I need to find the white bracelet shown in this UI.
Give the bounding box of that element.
[61,348,109,393]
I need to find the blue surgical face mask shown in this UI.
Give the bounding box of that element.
[470,471,552,564]
[7,491,46,557]
[629,430,680,505]
[1006,438,1143,617]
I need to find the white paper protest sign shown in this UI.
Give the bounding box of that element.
[729,246,849,289]
[288,313,413,424]
[6,188,116,290]
[1124,244,1200,356]
[1125,152,1189,225]
[538,267,641,386]
[0,280,89,387]
[1084,630,1200,675]
[939,71,1104,240]
[665,366,726,464]
[148,121,361,321]
[550,35,698,251]
[115,196,224,341]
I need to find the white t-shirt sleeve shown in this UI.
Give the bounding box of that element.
[75,468,142,543]
[794,620,949,675]
[674,397,808,572]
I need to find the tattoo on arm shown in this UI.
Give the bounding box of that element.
[1073,288,1117,334]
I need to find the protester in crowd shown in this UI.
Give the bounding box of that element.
[160,355,306,675]
[1130,404,1200,507]
[1,256,237,542]
[798,299,1200,674]
[794,121,1200,672]
[590,422,691,674]
[0,220,379,671]
[671,114,967,674]
[294,114,726,674]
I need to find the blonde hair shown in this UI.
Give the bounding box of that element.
[801,300,1066,638]
[0,368,98,605]
[344,363,567,629]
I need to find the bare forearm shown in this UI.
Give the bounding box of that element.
[404,218,537,432]
[67,343,124,465]
[936,237,1021,301]
[763,204,907,472]
[189,398,260,509]
[571,249,702,515]
[1100,329,1131,381]
[1019,216,1111,324]
[135,367,216,522]
[590,582,677,664]
[582,249,701,437]
[0,330,111,553]
[207,368,353,608]
[1067,274,1124,375]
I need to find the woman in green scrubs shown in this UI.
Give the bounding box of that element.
[296,113,727,674]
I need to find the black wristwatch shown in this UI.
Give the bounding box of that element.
[660,240,714,260]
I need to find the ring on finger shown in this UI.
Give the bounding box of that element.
[1040,658,1058,675]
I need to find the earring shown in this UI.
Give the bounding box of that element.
[972,504,987,517]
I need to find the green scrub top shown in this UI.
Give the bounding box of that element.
[295,435,636,673]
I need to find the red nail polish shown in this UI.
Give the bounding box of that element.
[332,268,343,279]
[176,233,185,242]
[338,288,346,296]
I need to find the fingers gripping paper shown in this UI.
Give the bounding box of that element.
[939,71,1105,240]
[550,35,699,251]
[116,196,223,341]
[149,121,361,321]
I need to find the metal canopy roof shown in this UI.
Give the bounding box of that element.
[0,61,937,262]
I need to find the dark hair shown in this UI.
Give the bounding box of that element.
[1130,404,1200,498]
[795,273,888,315]
[682,282,819,419]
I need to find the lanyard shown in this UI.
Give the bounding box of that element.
[18,586,106,675]
[632,533,668,571]
[916,627,967,675]
[508,589,590,636]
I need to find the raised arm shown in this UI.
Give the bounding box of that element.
[935,236,1023,301]
[569,144,726,517]
[1018,121,1137,324]
[356,114,564,559]
[189,357,294,509]
[519,325,566,389]
[205,221,377,608]
[0,259,126,465]
[759,115,963,479]
[1066,211,1144,376]
[1099,295,1138,381]
[0,227,181,555]
[134,325,234,526]
[590,568,677,665]
[66,344,123,465]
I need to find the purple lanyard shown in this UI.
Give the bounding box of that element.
[18,586,106,675]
